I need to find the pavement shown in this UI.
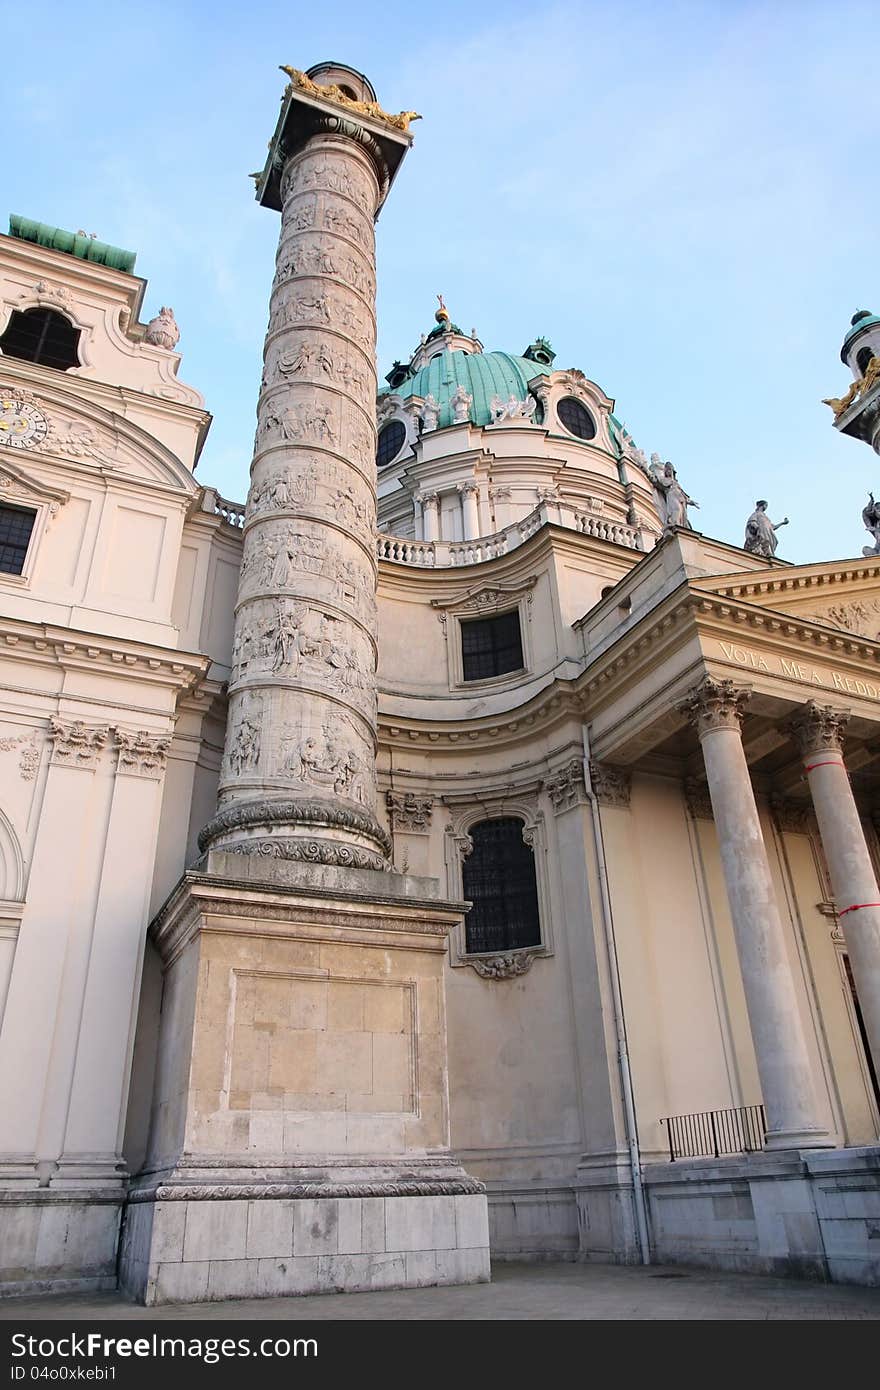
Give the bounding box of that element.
[2,1260,880,1320]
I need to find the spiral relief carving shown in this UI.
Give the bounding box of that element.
[206,133,388,865]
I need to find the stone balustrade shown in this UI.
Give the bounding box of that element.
[211,495,650,564]
[214,494,246,528]
[376,501,649,568]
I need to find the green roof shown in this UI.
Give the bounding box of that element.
[8,215,136,273]
[382,348,551,428]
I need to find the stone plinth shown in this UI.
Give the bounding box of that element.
[119,853,489,1304]
[642,1146,880,1286]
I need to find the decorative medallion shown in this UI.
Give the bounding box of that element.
[0,391,49,450]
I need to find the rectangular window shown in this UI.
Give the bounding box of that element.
[0,503,37,575]
[460,610,524,682]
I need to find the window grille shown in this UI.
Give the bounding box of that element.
[462,817,541,955]
[0,504,37,575]
[461,610,523,681]
[0,308,81,371]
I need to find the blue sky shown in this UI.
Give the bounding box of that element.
[3,0,878,562]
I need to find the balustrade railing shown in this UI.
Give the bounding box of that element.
[211,492,648,562]
[213,494,246,528]
[377,501,646,568]
[660,1104,767,1161]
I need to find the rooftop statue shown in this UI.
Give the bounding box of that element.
[862,492,880,558]
[649,455,698,530]
[279,67,421,132]
[823,354,880,419]
[744,500,788,558]
[144,306,179,351]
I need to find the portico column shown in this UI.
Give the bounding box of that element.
[789,701,880,1077]
[457,479,479,540]
[420,490,440,542]
[681,677,831,1149]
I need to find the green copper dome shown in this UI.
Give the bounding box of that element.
[383,348,551,428]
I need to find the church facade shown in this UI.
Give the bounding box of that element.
[1,63,879,1303]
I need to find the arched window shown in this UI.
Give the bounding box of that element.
[857,347,875,377]
[462,817,541,955]
[0,307,81,371]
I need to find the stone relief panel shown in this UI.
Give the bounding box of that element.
[272,241,376,301]
[801,597,880,639]
[0,730,42,782]
[385,790,434,833]
[281,158,375,216]
[237,520,375,628]
[245,455,374,543]
[275,714,371,808]
[230,599,376,718]
[263,335,372,400]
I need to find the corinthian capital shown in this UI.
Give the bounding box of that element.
[788,701,850,758]
[679,676,750,737]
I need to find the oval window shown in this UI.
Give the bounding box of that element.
[376,419,406,467]
[557,397,596,440]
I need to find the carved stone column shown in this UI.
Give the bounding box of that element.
[200,102,392,869]
[420,491,440,542]
[457,480,479,540]
[789,701,880,1077]
[680,677,831,1149]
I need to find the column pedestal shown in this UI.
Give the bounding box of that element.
[681,678,832,1150]
[119,853,489,1304]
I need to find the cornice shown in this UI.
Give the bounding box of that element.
[707,560,880,602]
[0,618,209,690]
[688,587,880,663]
[379,687,582,749]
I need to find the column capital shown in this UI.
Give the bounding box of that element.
[788,700,850,758]
[456,479,479,496]
[255,69,415,215]
[679,676,750,738]
[589,761,632,809]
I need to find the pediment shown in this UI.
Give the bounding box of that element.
[0,377,197,496]
[700,560,880,641]
[0,455,69,509]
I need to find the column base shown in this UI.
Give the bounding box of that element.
[643,1146,880,1285]
[120,1170,489,1305]
[764,1128,836,1151]
[0,1189,121,1296]
[574,1152,643,1264]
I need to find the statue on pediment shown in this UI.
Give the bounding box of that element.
[649,456,698,530]
[744,500,788,557]
[862,492,880,557]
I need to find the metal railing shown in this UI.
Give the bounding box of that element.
[660,1104,766,1161]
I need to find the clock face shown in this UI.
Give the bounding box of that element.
[0,394,49,449]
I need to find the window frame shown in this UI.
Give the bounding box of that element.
[461,815,542,956]
[0,500,38,578]
[0,306,82,372]
[433,579,536,692]
[0,458,70,590]
[444,795,553,971]
[460,608,525,683]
